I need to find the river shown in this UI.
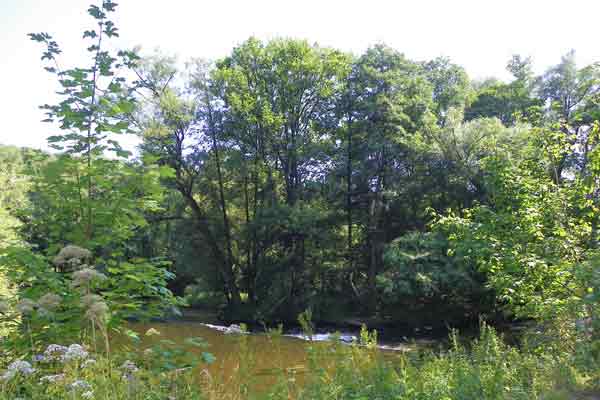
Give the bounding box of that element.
[124,310,441,394]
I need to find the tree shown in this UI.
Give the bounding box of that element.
[214,38,350,315]
[135,55,244,308]
[537,51,600,183]
[434,125,591,322]
[340,45,435,311]
[466,55,542,126]
[423,57,472,126]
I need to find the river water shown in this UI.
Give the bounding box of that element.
[124,313,439,393]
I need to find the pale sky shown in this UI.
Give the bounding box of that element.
[1,0,599,150]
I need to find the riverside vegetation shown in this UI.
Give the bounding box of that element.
[1,1,600,398]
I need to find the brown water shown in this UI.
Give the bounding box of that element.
[123,317,431,393]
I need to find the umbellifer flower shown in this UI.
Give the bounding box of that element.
[39,373,65,384]
[120,360,139,381]
[82,390,94,399]
[1,360,36,381]
[53,245,92,269]
[69,379,91,391]
[81,294,103,308]
[43,344,68,361]
[16,298,36,315]
[37,293,62,315]
[85,300,109,324]
[32,354,45,363]
[62,344,88,362]
[120,360,138,372]
[145,327,161,336]
[72,268,107,288]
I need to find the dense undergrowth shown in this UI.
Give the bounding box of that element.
[1,322,599,399]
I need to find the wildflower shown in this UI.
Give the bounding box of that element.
[38,293,61,311]
[85,300,109,324]
[81,294,103,308]
[53,245,92,269]
[69,379,91,391]
[16,298,36,315]
[82,390,94,399]
[43,344,68,361]
[62,344,88,362]
[72,268,107,288]
[1,360,36,380]
[32,354,45,363]
[39,373,65,384]
[143,348,153,357]
[37,293,61,315]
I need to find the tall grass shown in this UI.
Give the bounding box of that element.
[0,323,595,399]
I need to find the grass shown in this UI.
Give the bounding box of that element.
[0,323,597,399]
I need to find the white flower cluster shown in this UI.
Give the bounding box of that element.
[69,379,91,391]
[39,373,65,384]
[16,298,36,315]
[82,390,94,399]
[1,360,36,381]
[62,344,89,362]
[41,344,89,363]
[14,293,62,317]
[43,344,68,361]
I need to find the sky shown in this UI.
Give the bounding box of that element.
[1,0,599,150]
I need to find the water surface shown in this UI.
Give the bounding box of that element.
[124,317,433,392]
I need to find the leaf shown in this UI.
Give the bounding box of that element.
[83,30,97,39]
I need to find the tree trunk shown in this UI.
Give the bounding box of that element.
[182,191,242,307]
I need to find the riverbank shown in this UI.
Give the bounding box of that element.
[3,322,597,399]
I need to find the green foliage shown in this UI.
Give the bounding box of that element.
[261,323,580,400]
[0,245,178,356]
[130,41,600,326]
[381,232,491,319]
[423,56,473,124]
[103,257,181,323]
[0,344,205,399]
[0,0,179,365]
[433,123,596,323]
[24,154,165,253]
[123,329,215,375]
[0,321,595,400]
[7,6,600,399]
[0,146,31,248]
